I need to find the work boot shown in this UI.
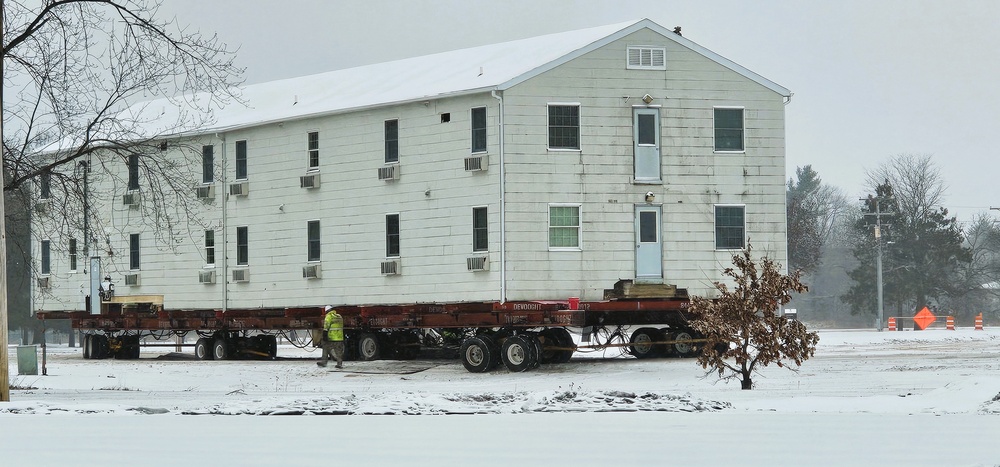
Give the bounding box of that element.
[335,364,342,369]
[316,362,327,367]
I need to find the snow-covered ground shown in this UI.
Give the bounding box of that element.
[3,328,1000,466]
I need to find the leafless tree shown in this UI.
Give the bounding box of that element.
[2,0,243,400]
[689,243,819,390]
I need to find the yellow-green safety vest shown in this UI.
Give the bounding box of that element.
[324,310,344,342]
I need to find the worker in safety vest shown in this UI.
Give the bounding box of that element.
[317,305,345,368]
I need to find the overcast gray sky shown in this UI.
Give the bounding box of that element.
[158,0,999,224]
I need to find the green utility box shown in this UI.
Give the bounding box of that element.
[17,345,38,375]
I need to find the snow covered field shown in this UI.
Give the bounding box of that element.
[4,328,1000,466]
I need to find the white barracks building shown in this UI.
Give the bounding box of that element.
[33,19,791,312]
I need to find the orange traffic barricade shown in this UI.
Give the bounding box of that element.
[975,313,984,331]
[946,316,955,330]
[887,316,896,331]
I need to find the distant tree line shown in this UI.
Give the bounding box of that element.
[786,155,999,327]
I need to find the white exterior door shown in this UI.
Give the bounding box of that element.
[635,205,662,282]
[634,108,660,181]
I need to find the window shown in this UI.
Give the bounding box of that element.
[40,172,51,199]
[69,238,78,271]
[714,107,744,152]
[715,205,746,250]
[307,220,321,262]
[236,226,249,266]
[205,230,215,265]
[127,153,140,190]
[235,140,248,180]
[202,145,214,183]
[472,207,488,252]
[385,120,399,163]
[548,105,580,150]
[129,233,140,270]
[471,107,487,153]
[385,214,400,257]
[627,46,666,70]
[548,205,581,249]
[307,132,319,170]
[41,240,51,275]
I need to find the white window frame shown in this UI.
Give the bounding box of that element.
[202,145,214,183]
[40,239,51,275]
[235,140,248,181]
[471,107,488,154]
[714,204,747,250]
[236,226,249,266]
[626,46,666,70]
[385,213,400,258]
[472,206,488,252]
[547,103,581,151]
[129,233,140,271]
[713,106,746,153]
[384,119,399,164]
[307,131,320,171]
[548,203,582,251]
[204,230,216,267]
[307,220,321,262]
[68,237,78,272]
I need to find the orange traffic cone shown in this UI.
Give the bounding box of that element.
[888,316,896,331]
[975,313,984,331]
[946,316,955,330]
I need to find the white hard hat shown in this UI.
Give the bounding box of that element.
[324,305,333,312]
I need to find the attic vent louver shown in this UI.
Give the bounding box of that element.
[627,46,666,70]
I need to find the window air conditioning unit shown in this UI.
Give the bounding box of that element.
[302,264,322,279]
[195,185,215,200]
[124,273,141,287]
[467,255,489,271]
[464,155,488,172]
[37,276,51,289]
[231,268,250,283]
[300,173,321,189]
[378,164,399,181]
[380,259,400,275]
[123,192,140,207]
[229,181,249,196]
[198,270,216,284]
[35,199,49,214]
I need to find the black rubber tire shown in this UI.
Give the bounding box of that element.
[213,336,229,360]
[539,328,575,364]
[395,331,421,360]
[668,330,697,358]
[460,336,496,373]
[629,327,663,359]
[82,334,92,359]
[195,338,213,360]
[528,334,543,369]
[357,333,380,361]
[501,334,536,372]
[265,335,278,359]
[90,335,107,359]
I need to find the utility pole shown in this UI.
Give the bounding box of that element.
[863,192,894,332]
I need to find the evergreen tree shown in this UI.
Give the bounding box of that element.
[842,155,971,320]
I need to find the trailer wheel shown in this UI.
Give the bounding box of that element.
[668,331,697,358]
[629,328,662,359]
[539,328,575,364]
[265,335,278,359]
[501,334,536,372]
[195,338,213,360]
[395,331,421,360]
[357,333,381,361]
[213,337,230,360]
[82,334,92,359]
[90,335,110,359]
[460,336,496,373]
[528,334,543,369]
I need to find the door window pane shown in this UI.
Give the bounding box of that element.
[637,113,656,145]
[639,211,657,243]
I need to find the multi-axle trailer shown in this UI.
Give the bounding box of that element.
[36,285,706,372]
